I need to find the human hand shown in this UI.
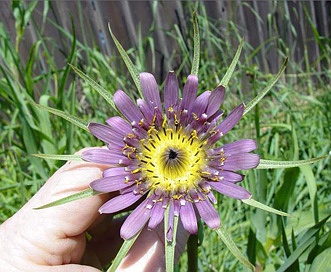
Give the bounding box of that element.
[0,148,189,272]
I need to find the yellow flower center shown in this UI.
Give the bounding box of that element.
[139,125,206,193]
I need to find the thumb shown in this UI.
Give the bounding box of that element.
[41,264,101,272]
[22,147,109,237]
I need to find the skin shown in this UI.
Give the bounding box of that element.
[0,148,188,272]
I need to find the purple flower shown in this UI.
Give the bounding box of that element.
[82,71,260,240]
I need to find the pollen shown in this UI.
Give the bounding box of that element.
[138,124,206,192]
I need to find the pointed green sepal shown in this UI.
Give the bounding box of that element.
[242,198,290,216]
[164,205,178,272]
[219,39,244,88]
[243,57,288,115]
[32,153,82,161]
[190,11,200,76]
[34,188,97,209]
[108,23,142,97]
[31,101,89,132]
[215,224,255,270]
[68,63,117,111]
[106,231,141,272]
[257,155,328,169]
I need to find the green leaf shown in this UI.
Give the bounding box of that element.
[243,57,288,116]
[106,232,140,272]
[68,64,117,111]
[31,101,89,132]
[190,11,200,76]
[219,39,244,88]
[32,153,82,161]
[242,198,290,216]
[257,155,328,169]
[310,247,331,272]
[215,224,255,270]
[108,23,142,97]
[34,188,97,209]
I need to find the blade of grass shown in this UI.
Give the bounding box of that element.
[57,16,77,109]
[277,215,331,272]
[300,165,318,223]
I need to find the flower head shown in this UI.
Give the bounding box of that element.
[82,71,260,240]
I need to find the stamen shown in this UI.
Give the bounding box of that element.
[168,149,178,159]
[138,123,207,192]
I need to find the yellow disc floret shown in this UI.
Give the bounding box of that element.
[138,124,206,193]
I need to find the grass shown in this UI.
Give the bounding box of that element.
[1,1,330,271]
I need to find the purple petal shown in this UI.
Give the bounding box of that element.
[103,167,130,178]
[208,180,251,199]
[81,148,131,165]
[195,199,220,229]
[200,166,222,177]
[173,199,181,216]
[181,75,198,112]
[131,121,148,138]
[90,176,132,193]
[113,90,144,123]
[164,71,179,114]
[88,122,124,146]
[123,134,140,148]
[99,192,143,214]
[223,153,260,171]
[189,91,211,122]
[206,130,223,146]
[140,72,162,111]
[137,98,154,125]
[207,109,223,123]
[216,103,245,136]
[148,201,165,229]
[206,85,225,117]
[220,170,244,183]
[105,116,132,136]
[180,201,198,234]
[120,199,151,239]
[210,139,257,156]
[207,191,217,204]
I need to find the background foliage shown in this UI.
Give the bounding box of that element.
[0,1,330,271]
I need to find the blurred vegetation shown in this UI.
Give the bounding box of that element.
[0,1,330,271]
